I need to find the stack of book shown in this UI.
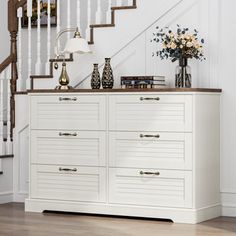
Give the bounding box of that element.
[121,76,166,89]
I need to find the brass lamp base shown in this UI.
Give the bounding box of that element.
[55,62,73,90]
[55,85,73,90]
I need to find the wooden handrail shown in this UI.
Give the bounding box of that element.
[0,55,12,74]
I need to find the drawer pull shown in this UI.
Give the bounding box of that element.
[140,134,160,138]
[140,171,160,176]
[59,168,77,172]
[59,97,77,101]
[59,132,77,137]
[140,97,160,101]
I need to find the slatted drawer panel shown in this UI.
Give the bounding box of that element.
[31,130,106,166]
[109,132,192,170]
[109,168,192,208]
[109,94,192,131]
[31,165,106,203]
[30,95,106,130]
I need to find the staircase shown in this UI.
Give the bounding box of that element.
[30,0,137,89]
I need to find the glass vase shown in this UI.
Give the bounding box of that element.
[91,64,101,89]
[102,58,114,89]
[175,58,192,88]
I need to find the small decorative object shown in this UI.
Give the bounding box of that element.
[152,25,205,87]
[54,27,91,90]
[55,62,72,90]
[22,0,57,27]
[91,64,101,89]
[102,58,114,89]
[121,76,166,89]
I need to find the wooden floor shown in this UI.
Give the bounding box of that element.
[0,203,236,236]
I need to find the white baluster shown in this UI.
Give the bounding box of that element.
[6,67,12,155]
[86,0,91,41]
[106,0,112,23]
[17,7,23,91]
[0,73,5,156]
[56,0,61,53]
[67,0,71,40]
[35,0,42,75]
[45,0,51,74]
[127,0,133,5]
[76,0,81,30]
[96,0,102,24]
[116,0,122,6]
[27,0,32,89]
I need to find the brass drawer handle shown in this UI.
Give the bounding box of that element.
[59,97,77,101]
[59,132,77,137]
[140,171,160,176]
[140,134,160,138]
[59,168,77,172]
[140,97,160,101]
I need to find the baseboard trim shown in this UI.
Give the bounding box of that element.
[222,205,236,217]
[13,192,28,203]
[0,191,13,204]
[221,192,236,217]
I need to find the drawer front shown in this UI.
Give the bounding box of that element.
[109,132,192,170]
[30,95,106,130]
[109,168,192,208]
[31,130,106,166]
[109,95,192,131]
[31,165,106,203]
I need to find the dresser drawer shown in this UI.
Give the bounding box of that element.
[109,132,192,170]
[109,94,192,132]
[31,165,106,203]
[109,168,192,208]
[30,95,106,130]
[31,130,106,166]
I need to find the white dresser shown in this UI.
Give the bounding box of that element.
[25,89,221,223]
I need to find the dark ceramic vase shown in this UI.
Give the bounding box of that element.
[102,58,114,89]
[91,64,101,89]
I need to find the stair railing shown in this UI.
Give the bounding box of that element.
[17,0,127,91]
[0,0,27,158]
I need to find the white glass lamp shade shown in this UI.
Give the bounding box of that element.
[63,38,91,54]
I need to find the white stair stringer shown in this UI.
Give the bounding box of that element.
[33,0,192,89]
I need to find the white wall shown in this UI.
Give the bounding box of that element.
[218,0,236,217]
[0,0,13,204]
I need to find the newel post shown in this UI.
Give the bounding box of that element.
[7,0,27,139]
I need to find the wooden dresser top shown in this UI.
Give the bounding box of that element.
[27,88,222,94]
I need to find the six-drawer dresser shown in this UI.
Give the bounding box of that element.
[25,89,222,224]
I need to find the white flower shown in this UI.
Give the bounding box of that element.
[180,45,183,49]
[186,42,193,47]
[171,42,177,49]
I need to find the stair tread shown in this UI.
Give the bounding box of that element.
[0,155,14,159]
[30,75,53,79]
[90,24,115,28]
[111,6,137,10]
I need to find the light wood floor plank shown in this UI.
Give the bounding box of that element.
[0,203,235,236]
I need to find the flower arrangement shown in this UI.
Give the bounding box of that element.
[152,25,205,62]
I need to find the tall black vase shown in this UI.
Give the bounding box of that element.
[175,58,192,88]
[102,58,114,89]
[91,64,101,89]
